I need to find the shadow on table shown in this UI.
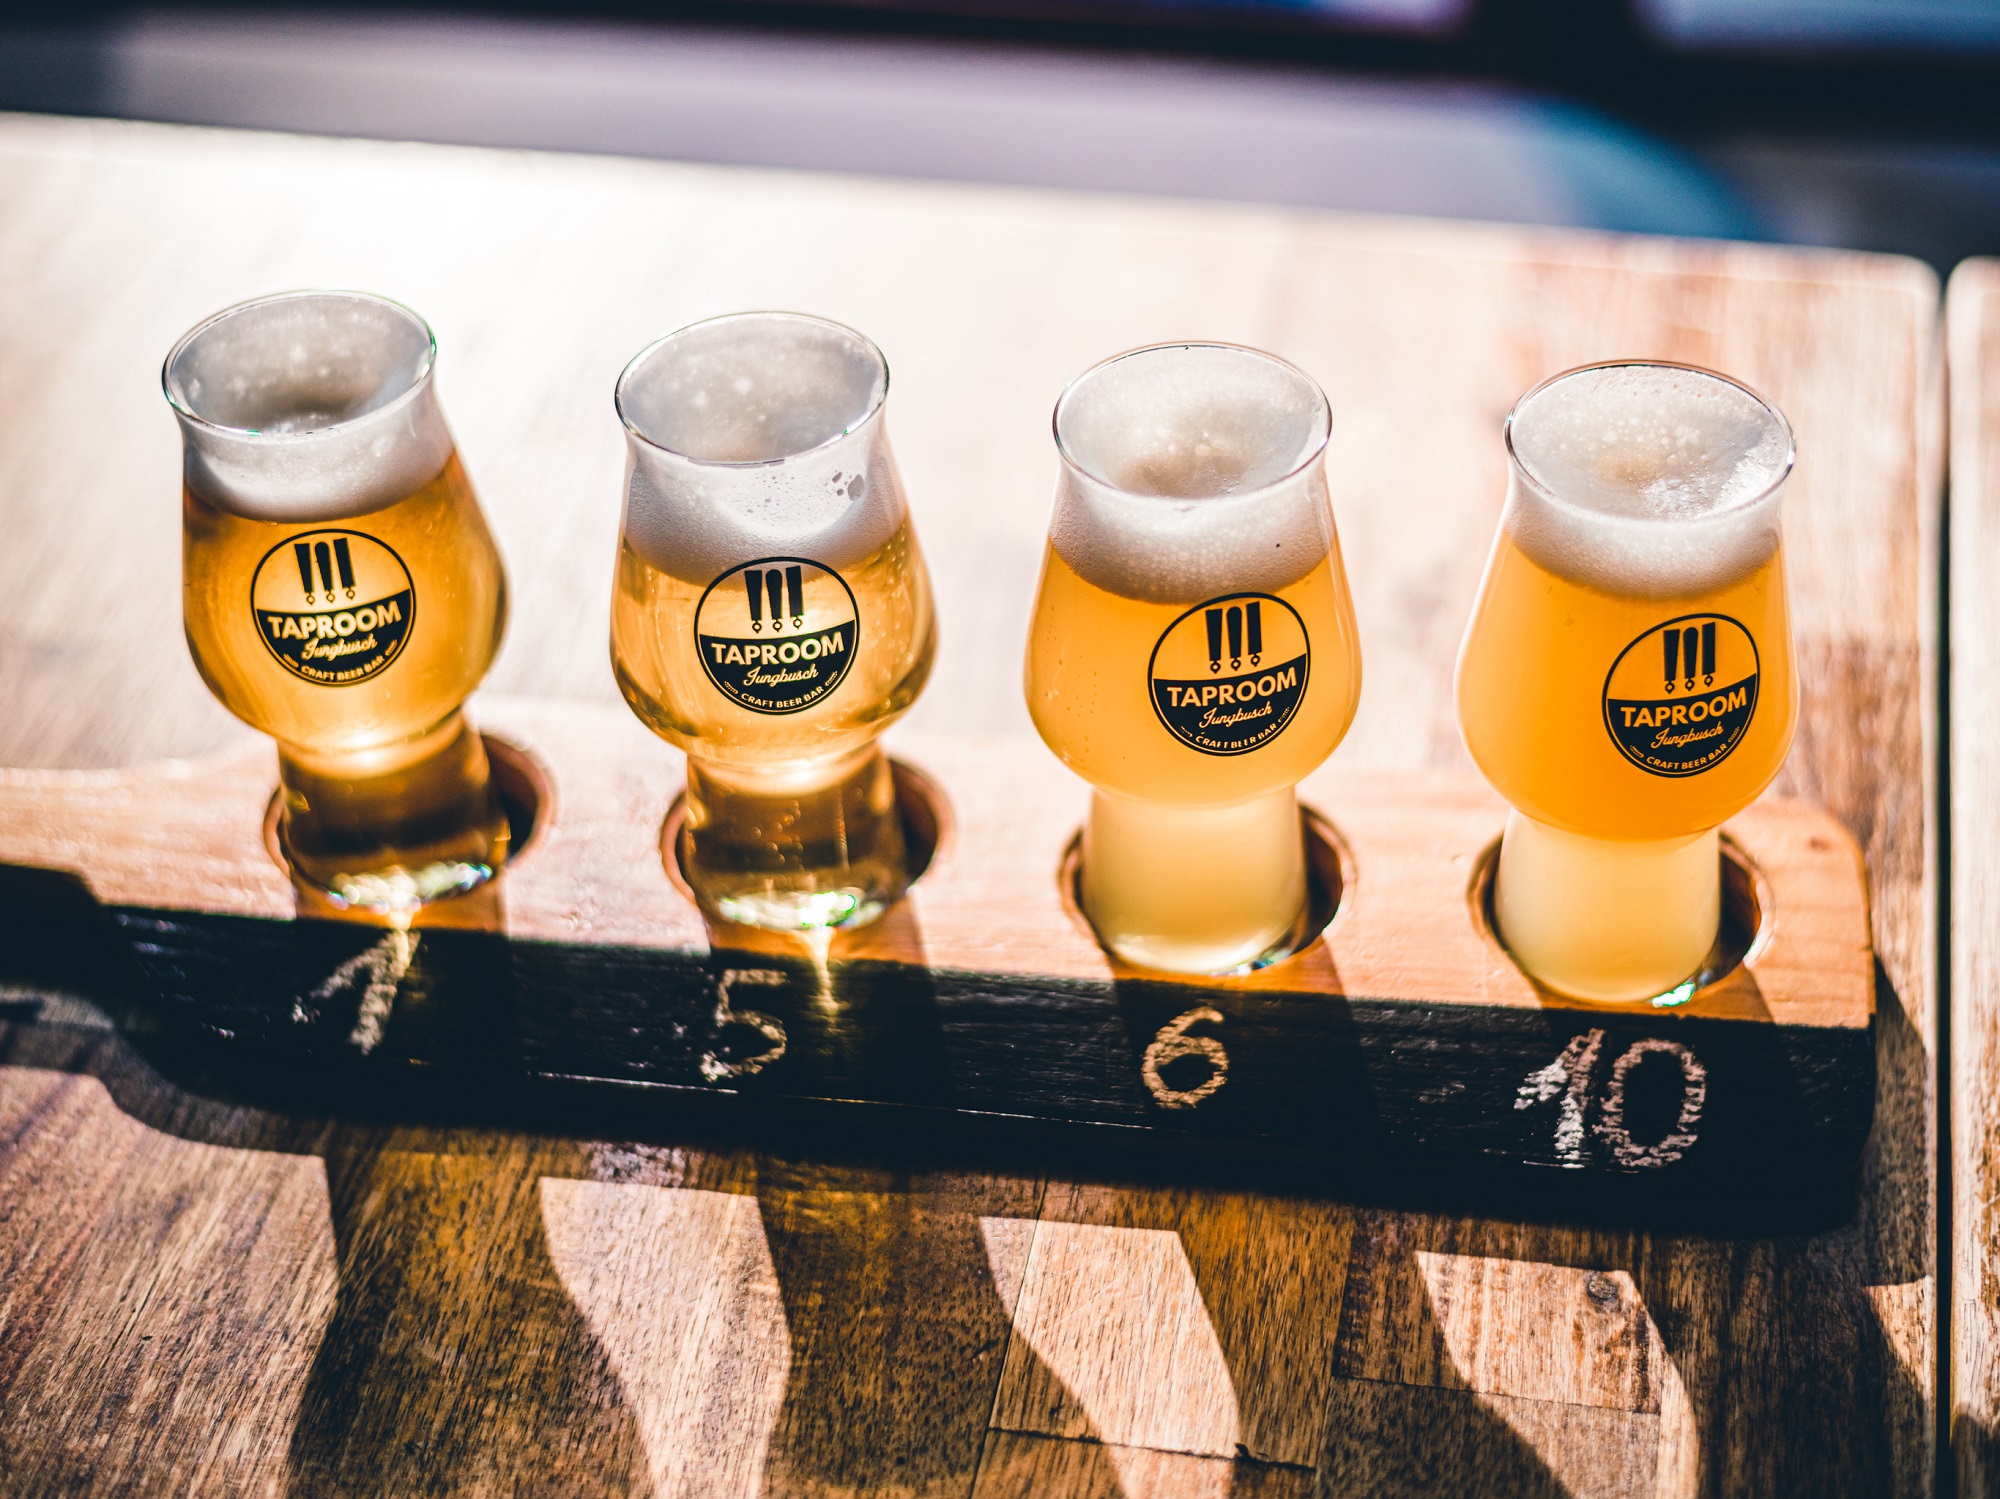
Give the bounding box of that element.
[0,856,1928,1496]
[0,991,1564,1494]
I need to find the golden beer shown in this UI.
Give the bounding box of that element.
[1025,342,1362,974]
[609,313,935,931]
[1455,361,1797,1001]
[167,293,511,914]
[1458,532,1793,840]
[1028,546,1357,804]
[611,518,933,767]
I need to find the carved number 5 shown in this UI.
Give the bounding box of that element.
[699,968,789,1083]
[1515,1028,1707,1169]
[1144,1006,1229,1110]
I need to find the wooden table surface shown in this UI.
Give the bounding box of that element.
[0,113,1943,1496]
[1950,256,2000,1497]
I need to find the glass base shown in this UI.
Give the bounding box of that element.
[1080,787,1307,975]
[278,712,510,919]
[682,746,909,932]
[712,887,888,932]
[1493,812,1719,1003]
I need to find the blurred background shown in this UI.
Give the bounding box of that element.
[0,0,1992,273]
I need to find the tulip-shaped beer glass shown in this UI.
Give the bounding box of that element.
[1456,361,1798,1002]
[610,313,936,930]
[1026,342,1363,974]
[168,292,511,915]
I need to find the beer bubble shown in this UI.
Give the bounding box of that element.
[165,292,454,523]
[618,314,904,583]
[1050,343,1335,604]
[1504,364,1794,598]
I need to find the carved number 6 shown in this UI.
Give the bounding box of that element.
[1143,1006,1229,1110]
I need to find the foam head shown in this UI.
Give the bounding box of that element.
[617,312,906,584]
[1503,362,1795,597]
[1049,343,1334,604]
[164,291,455,521]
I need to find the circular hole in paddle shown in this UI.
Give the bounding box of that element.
[1055,803,1352,976]
[1465,833,1768,1005]
[658,756,948,915]
[262,730,547,878]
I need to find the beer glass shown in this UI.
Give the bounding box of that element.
[167,292,511,916]
[1025,342,1363,974]
[610,312,936,931]
[1456,361,1797,1002]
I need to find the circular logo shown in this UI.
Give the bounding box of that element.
[695,557,859,715]
[1147,592,1310,756]
[1602,614,1760,777]
[251,530,415,686]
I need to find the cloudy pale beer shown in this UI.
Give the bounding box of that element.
[167,292,510,914]
[1026,342,1362,974]
[610,313,935,931]
[1456,362,1797,1001]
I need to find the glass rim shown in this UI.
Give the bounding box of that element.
[161,289,439,441]
[1502,358,1797,522]
[1051,340,1333,501]
[614,310,890,469]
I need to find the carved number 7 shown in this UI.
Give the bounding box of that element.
[1515,1028,1707,1168]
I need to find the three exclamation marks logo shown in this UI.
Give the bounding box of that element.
[741,564,806,633]
[1148,591,1311,755]
[1662,620,1717,694]
[1203,600,1263,674]
[1602,613,1761,777]
[695,555,859,715]
[250,528,415,686]
[295,537,358,604]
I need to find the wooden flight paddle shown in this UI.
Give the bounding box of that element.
[0,694,1874,1227]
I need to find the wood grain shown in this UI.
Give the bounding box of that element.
[537,1179,790,1498]
[1335,1246,1666,1414]
[992,1184,1352,1467]
[1949,256,2000,1495]
[1317,1379,1662,1499]
[0,1068,337,1497]
[0,112,1942,1495]
[0,699,1881,1201]
[0,700,1879,1033]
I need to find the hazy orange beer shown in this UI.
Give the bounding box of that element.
[1026,342,1362,974]
[167,292,510,915]
[1456,361,1798,1001]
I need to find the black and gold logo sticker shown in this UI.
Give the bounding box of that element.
[695,557,858,715]
[251,530,414,686]
[1148,593,1309,756]
[1603,614,1759,777]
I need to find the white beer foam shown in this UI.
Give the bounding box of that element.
[618,314,905,583]
[164,292,454,522]
[1504,363,1794,597]
[1050,344,1334,604]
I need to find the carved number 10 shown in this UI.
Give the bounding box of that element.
[1515,1029,1707,1169]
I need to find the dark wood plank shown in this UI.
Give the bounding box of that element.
[0,700,1878,1216]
